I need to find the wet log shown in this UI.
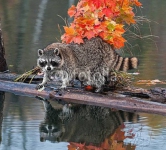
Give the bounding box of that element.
[50,88,166,116]
[0,78,166,116]
[0,73,165,103]
[119,87,166,103]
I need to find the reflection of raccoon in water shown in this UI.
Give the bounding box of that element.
[36,37,138,92]
[39,100,71,142]
[39,99,139,145]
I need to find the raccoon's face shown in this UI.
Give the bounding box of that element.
[37,48,63,72]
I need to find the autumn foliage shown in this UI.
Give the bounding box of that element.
[61,0,142,49]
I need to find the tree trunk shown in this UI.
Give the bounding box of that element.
[0,20,6,143]
[0,21,8,72]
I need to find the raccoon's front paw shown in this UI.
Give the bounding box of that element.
[36,84,45,91]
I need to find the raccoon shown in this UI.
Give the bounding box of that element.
[36,37,138,92]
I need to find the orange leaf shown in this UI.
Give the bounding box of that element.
[68,5,77,17]
[64,26,75,36]
[63,0,142,48]
[113,36,126,49]
[133,0,142,7]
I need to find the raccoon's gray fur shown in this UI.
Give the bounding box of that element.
[36,37,138,91]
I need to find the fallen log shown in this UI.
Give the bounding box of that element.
[50,89,166,116]
[0,78,166,116]
[0,73,166,103]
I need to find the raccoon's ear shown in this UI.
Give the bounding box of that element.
[54,48,60,55]
[38,49,43,56]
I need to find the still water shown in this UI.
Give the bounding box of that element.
[0,0,166,150]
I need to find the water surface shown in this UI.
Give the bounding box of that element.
[0,0,166,150]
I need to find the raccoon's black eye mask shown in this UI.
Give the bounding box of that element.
[39,60,47,67]
[50,60,59,67]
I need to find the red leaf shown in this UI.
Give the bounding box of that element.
[102,8,113,17]
[73,36,84,44]
[69,142,85,149]
[84,30,96,39]
[61,34,73,44]
[89,0,103,8]
[85,85,93,91]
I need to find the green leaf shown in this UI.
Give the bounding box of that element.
[107,23,115,31]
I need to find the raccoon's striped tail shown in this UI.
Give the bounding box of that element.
[115,56,138,71]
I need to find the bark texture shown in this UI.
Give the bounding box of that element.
[0,21,8,72]
[0,76,166,116]
[0,20,6,144]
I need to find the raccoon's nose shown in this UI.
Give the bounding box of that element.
[47,67,51,71]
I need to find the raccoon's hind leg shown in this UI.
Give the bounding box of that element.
[93,79,105,93]
[105,71,118,87]
[90,73,106,93]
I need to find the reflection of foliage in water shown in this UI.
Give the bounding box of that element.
[39,99,138,149]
